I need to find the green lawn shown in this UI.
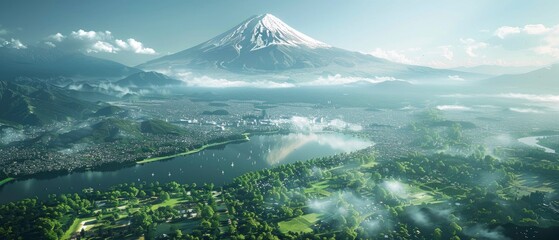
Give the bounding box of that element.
[507,174,556,197]
[304,181,331,197]
[61,217,95,240]
[278,213,320,234]
[154,220,200,236]
[150,198,186,210]
[360,161,378,168]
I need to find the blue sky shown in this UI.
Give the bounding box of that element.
[1,0,558,67]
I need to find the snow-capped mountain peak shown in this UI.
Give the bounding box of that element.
[202,13,330,51]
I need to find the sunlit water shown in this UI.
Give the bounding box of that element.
[517,136,556,154]
[0,133,372,203]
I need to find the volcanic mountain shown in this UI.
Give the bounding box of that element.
[138,14,477,83]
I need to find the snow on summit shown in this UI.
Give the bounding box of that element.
[202,13,331,51]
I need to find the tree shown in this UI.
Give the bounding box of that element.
[201,205,215,219]
[339,227,357,240]
[138,190,147,198]
[175,229,183,239]
[433,228,442,240]
[450,221,462,234]
[160,191,171,201]
[201,220,211,229]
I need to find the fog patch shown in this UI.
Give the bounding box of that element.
[448,75,464,81]
[405,206,454,227]
[382,180,408,198]
[463,224,509,240]
[307,191,392,233]
[156,68,405,88]
[485,134,514,154]
[275,116,363,133]
[59,143,90,155]
[498,93,559,103]
[440,93,559,104]
[301,74,402,86]
[97,82,135,97]
[436,105,472,111]
[509,107,543,113]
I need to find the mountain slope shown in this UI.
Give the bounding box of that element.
[31,118,187,147]
[453,65,540,76]
[0,80,97,126]
[115,71,183,88]
[0,46,140,80]
[138,14,479,83]
[482,64,559,92]
[140,119,186,135]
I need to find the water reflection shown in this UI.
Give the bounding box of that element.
[266,133,372,165]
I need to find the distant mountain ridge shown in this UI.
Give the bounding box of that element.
[482,64,559,92]
[0,46,140,80]
[115,71,183,88]
[452,65,541,76]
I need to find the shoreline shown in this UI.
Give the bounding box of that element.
[0,177,15,187]
[136,133,251,164]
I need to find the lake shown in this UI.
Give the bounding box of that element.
[0,133,372,203]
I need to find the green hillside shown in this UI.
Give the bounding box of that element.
[0,80,97,126]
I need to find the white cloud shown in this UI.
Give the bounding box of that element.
[436,105,471,111]
[165,68,401,88]
[492,24,559,58]
[115,39,127,48]
[439,45,454,60]
[0,29,7,35]
[497,93,559,103]
[90,41,118,53]
[115,38,156,54]
[44,29,157,55]
[533,25,559,58]
[302,74,400,86]
[494,26,521,39]
[460,38,488,57]
[44,41,56,48]
[523,24,550,35]
[70,29,111,40]
[184,75,295,88]
[440,93,559,108]
[48,32,65,42]
[509,107,542,113]
[369,48,415,64]
[1,38,27,49]
[448,75,464,81]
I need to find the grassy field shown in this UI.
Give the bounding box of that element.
[137,134,250,164]
[150,198,186,211]
[61,217,96,240]
[304,181,331,197]
[0,177,14,187]
[154,220,200,236]
[278,213,321,234]
[508,174,556,197]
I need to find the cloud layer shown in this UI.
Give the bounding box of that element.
[44,29,157,55]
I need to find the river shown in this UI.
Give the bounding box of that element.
[517,136,556,154]
[0,133,372,203]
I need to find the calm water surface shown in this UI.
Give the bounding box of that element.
[0,133,372,203]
